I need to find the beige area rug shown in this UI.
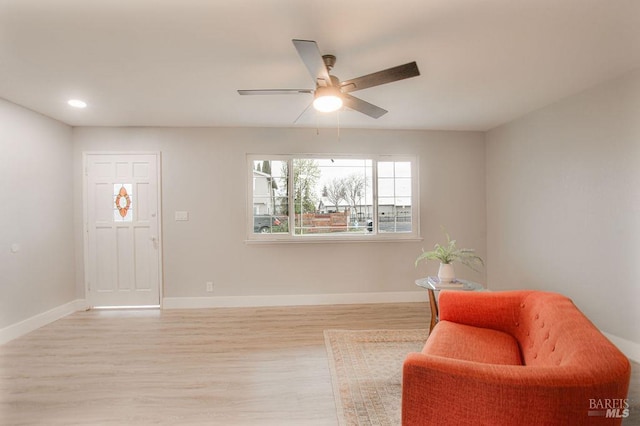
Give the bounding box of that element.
[324,329,428,426]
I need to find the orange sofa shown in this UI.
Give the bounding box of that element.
[402,290,631,425]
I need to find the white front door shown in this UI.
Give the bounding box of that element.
[85,153,161,307]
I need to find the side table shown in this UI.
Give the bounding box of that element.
[415,276,485,333]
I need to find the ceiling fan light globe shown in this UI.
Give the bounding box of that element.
[313,95,343,113]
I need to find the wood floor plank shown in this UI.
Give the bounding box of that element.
[0,303,430,425]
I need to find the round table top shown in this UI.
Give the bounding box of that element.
[415,276,485,291]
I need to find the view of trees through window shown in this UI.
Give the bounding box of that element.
[251,156,414,238]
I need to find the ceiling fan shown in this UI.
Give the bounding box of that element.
[238,39,420,119]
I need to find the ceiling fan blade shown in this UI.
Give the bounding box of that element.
[341,94,388,119]
[238,89,313,95]
[340,62,420,93]
[293,101,313,124]
[292,39,332,87]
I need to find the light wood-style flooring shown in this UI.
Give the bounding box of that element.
[1,303,638,425]
[0,303,429,425]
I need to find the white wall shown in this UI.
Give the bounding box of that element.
[0,99,76,329]
[72,127,486,302]
[486,68,640,345]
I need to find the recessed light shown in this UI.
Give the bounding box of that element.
[68,99,87,108]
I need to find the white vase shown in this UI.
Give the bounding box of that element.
[438,263,456,283]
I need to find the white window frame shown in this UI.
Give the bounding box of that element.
[246,154,421,243]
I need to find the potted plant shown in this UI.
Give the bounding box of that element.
[415,229,484,282]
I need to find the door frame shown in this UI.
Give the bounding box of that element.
[82,151,164,308]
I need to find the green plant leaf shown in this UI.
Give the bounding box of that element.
[415,228,484,271]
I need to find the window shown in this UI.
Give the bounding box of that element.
[114,183,133,222]
[248,155,419,241]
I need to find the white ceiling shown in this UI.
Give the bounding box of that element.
[1,0,639,131]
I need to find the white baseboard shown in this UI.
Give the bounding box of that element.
[603,332,640,364]
[0,299,87,345]
[163,291,427,309]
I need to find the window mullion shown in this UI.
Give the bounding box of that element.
[287,157,294,237]
[372,159,378,235]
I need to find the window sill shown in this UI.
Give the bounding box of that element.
[245,235,423,244]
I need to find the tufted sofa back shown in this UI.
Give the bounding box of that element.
[437,290,630,374]
[513,292,619,369]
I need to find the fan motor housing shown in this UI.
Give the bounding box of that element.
[323,54,337,71]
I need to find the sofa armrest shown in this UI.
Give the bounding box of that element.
[437,290,536,335]
[402,352,629,426]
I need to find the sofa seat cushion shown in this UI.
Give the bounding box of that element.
[423,321,523,365]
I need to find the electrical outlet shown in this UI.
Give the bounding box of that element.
[206,281,214,292]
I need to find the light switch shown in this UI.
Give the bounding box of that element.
[174,211,189,221]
